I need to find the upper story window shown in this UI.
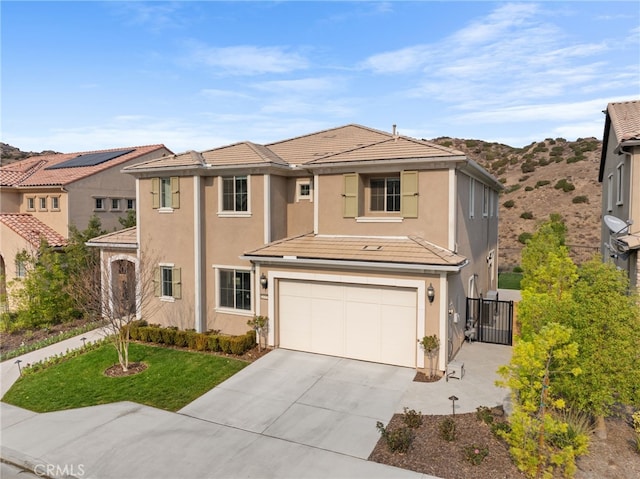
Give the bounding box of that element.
[222,176,248,212]
[616,163,624,206]
[95,198,105,211]
[296,178,312,202]
[154,264,181,300]
[218,268,251,311]
[482,185,489,218]
[15,259,27,278]
[343,171,418,220]
[111,198,121,211]
[370,177,400,212]
[607,173,614,212]
[38,197,47,211]
[469,178,475,219]
[152,177,180,210]
[26,197,35,211]
[51,196,60,211]
[127,199,135,210]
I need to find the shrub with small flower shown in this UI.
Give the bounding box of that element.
[463,443,489,465]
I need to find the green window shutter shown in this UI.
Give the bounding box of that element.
[171,177,180,209]
[343,173,359,218]
[153,267,161,296]
[151,178,160,209]
[173,267,182,299]
[401,170,419,218]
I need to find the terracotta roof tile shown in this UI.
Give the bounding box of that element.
[608,100,640,142]
[244,233,467,268]
[0,145,170,187]
[0,213,67,248]
[201,142,289,167]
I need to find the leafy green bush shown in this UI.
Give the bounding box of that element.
[503,200,515,208]
[160,327,177,345]
[535,180,550,188]
[520,211,534,220]
[476,406,494,425]
[572,195,588,204]
[518,232,533,244]
[207,335,220,352]
[463,444,489,465]
[566,156,584,164]
[376,421,414,453]
[505,184,522,194]
[402,407,423,428]
[525,186,534,191]
[490,421,511,437]
[519,175,530,182]
[173,330,188,348]
[148,327,163,344]
[513,266,523,273]
[554,179,575,192]
[218,336,232,354]
[438,417,457,441]
[185,331,199,350]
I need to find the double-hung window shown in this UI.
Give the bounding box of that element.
[51,196,60,211]
[616,163,624,206]
[370,177,400,212]
[26,197,35,211]
[152,177,180,210]
[219,269,251,311]
[155,265,181,300]
[222,176,248,212]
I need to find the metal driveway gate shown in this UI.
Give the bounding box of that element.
[466,297,513,346]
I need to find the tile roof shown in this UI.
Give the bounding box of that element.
[85,226,137,248]
[0,213,67,248]
[201,142,290,167]
[243,233,467,269]
[0,145,170,187]
[607,100,640,142]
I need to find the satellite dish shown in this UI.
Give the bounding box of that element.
[609,237,630,259]
[604,215,629,234]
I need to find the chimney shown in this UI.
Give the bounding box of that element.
[392,124,397,136]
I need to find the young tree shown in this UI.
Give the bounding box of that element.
[559,258,640,437]
[68,250,163,372]
[118,210,136,228]
[497,323,585,478]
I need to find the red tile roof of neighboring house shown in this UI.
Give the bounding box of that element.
[0,213,67,248]
[0,145,171,187]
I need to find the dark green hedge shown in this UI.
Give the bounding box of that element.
[127,321,256,356]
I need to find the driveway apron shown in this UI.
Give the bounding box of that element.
[179,349,416,459]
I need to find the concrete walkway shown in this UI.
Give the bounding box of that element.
[1,327,108,397]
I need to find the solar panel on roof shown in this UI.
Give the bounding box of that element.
[45,149,135,169]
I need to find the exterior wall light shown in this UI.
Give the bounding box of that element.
[260,273,268,290]
[427,283,435,304]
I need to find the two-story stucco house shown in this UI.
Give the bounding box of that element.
[0,145,172,301]
[118,125,501,372]
[599,100,640,287]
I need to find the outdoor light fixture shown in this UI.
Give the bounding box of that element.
[427,283,435,304]
[448,395,459,417]
[81,337,87,348]
[260,273,268,290]
[15,359,22,376]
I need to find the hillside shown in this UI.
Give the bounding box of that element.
[2,138,603,270]
[430,137,602,270]
[0,142,59,165]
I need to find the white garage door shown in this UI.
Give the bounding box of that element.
[278,280,417,367]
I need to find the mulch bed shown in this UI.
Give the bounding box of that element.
[103,362,148,377]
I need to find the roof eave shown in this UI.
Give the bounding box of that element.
[241,254,468,273]
[86,241,138,249]
[304,155,468,170]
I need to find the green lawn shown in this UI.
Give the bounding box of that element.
[498,272,523,290]
[2,343,248,412]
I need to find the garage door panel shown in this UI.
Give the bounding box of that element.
[279,280,417,367]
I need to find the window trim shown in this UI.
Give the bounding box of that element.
[214,266,253,315]
[26,196,35,211]
[38,196,48,211]
[111,198,121,211]
[616,162,624,206]
[296,178,312,202]
[469,178,475,219]
[94,197,105,211]
[126,198,135,210]
[607,173,614,212]
[15,259,27,278]
[156,263,181,301]
[482,185,489,218]
[50,196,60,211]
[218,175,252,217]
[152,177,180,211]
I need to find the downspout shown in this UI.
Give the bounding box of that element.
[193,175,205,332]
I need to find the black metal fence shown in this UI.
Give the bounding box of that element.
[465,297,514,346]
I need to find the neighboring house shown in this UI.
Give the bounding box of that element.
[0,145,172,299]
[121,125,501,371]
[599,100,640,287]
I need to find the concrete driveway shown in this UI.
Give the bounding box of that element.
[1,349,431,479]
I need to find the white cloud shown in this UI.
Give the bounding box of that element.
[200,89,252,100]
[251,77,340,94]
[185,43,308,75]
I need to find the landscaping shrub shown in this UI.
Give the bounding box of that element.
[633,411,640,454]
[503,200,515,209]
[376,421,414,453]
[535,180,550,188]
[229,335,247,355]
[194,333,208,351]
[173,330,188,348]
[207,335,220,352]
[476,406,494,425]
[463,444,489,465]
[513,266,523,273]
[519,175,530,182]
[525,186,534,191]
[572,195,589,204]
[160,327,177,345]
[520,211,534,220]
[148,327,163,344]
[185,331,199,350]
[518,232,533,244]
[218,336,232,354]
[402,407,423,428]
[490,421,511,437]
[555,179,575,192]
[438,417,457,441]
[505,184,521,194]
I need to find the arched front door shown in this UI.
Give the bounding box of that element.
[111,259,136,317]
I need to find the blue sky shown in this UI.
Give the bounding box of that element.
[2,1,639,154]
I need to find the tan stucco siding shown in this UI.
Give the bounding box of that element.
[0,225,37,309]
[316,170,450,245]
[285,177,314,237]
[1,190,21,212]
[17,189,69,237]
